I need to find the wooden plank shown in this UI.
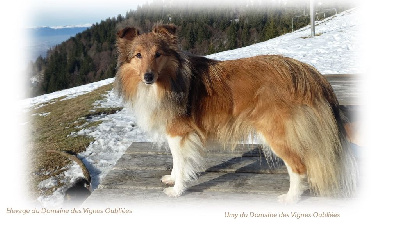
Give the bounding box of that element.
[99,169,289,194]
[84,188,285,205]
[112,154,173,171]
[124,142,264,155]
[83,187,353,208]
[98,169,169,190]
[115,145,285,174]
[124,142,170,155]
[188,173,289,194]
[83,188,289,206]
[325,74,360,106]
[100,166,287,190]
[205,156,286,174]
[113,154,284,172]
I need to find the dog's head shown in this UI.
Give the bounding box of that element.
[116,24,179,85]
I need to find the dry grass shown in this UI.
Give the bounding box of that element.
[26,83,122,200]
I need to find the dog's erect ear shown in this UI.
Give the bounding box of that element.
[153,24,177,37]
[117,27,140,41]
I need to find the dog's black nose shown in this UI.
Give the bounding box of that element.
[144,72,154,84]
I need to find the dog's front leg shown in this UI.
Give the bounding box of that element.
[163,134,204,197]
[161,145,177,186]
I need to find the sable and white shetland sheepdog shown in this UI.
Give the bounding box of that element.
[115,24,358,203]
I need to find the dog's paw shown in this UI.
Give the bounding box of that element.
[161,175,175,186]
[278,193,300,204]
[163,187,183,197]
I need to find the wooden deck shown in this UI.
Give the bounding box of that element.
[83,143,357,207]
[82,75,360,207]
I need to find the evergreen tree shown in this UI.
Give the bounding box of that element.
[227,22,239,50]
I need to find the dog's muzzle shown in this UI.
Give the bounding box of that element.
[144,72,155,85]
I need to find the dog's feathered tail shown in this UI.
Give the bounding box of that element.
[286,99,358,197]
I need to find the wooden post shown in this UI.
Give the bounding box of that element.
[310,0,315,37]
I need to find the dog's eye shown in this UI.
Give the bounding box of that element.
[155,52,161,58]
[135,53,142,58]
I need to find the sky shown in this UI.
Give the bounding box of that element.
[24,0,353,27]
[27,0,150,27]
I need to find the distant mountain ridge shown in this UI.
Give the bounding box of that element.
[27,26,91,60]
[29,26,89,36]
[46,24,92,29]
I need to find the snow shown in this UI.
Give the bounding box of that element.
[207,8,361,74]
[74,90,155,190]
[37,162,84,208]
[21,78,115,110]
[23,8,361,207]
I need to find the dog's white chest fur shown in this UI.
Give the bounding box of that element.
[128,84,168,136]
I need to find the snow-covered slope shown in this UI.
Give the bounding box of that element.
[207,8,360,74]
[25,8,361,207]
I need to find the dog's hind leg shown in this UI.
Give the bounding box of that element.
[271,143,308,204]
[278,162,308,203]
[258,127,308,203]
[163,133,205,197]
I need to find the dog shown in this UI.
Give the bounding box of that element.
[114,24,357,203]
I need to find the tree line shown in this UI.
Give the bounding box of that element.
[28,0,352,97]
